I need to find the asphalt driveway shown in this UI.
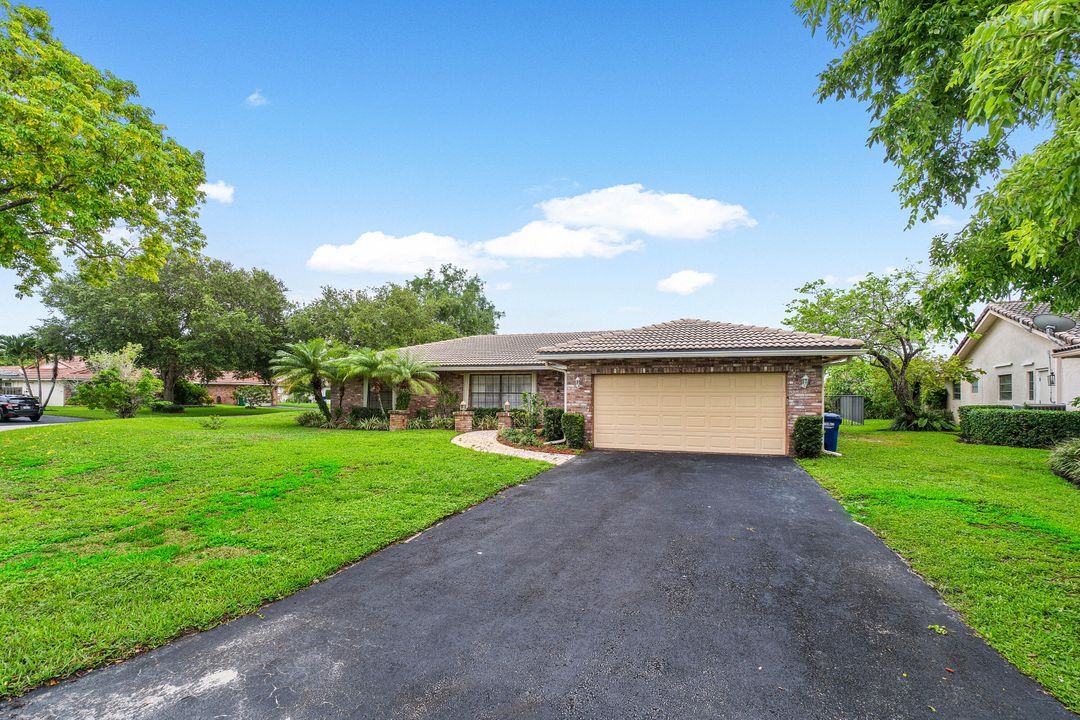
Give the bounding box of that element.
[0,414,91,431]
[2,452,1073,719]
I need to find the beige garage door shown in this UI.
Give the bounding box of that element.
[593,373,787,455]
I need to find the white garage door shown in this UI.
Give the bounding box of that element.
[593,373,787,455]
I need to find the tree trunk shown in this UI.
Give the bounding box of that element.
[39,356,60,410]
[162,367,178,402]
[311,377,332,421]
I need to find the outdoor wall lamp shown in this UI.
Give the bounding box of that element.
[574,376,583,389]
[460,400,467,411]
[800,374,810,388]
[503,400,512,412]
[1049,371,1056,387]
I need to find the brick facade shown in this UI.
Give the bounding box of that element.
[560,357,826,455]
[207,383,280,406]
[332,360,825,455]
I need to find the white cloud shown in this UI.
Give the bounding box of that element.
[540,184,756,239]
[822,274,838,285]
[246,89,268,107]
[307,231,504,274]
[198,180,235,204]
[482,220,641,259]
[492,281,513,291]
[657,270,715,296]
[930,214,960,228]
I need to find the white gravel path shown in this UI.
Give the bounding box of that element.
[451,430,576,465]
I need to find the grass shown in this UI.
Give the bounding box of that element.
[45,404,295,420]
[0,413,551,697]
[800,420,1080,712]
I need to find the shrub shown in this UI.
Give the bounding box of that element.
[543,407,564,440]
[352,416,390,431]
[348,406,389,422]
[509,408,528,428]
[197,415,225,430]
[792,415,823,458]
[296,410,327,428]
[520,392,545,430]
[959,407,1080,448]
[474,414,498,431]
[149,400,184,414]
[562,412,586,449]
[924,387,949,410]
[1048,438,1080,486]
[889,408,955,431]
[394,388,412,411]
[407,416,454,430]
[415,408,431,422]
[72,356,163,419]
[174,378,212,406]
[469,407,499,421]
[235,386,272,407]
[498,427,542,447]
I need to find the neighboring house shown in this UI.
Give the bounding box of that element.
[948,301,1080,417]
[204,372,282,406]
[337,318,863,456]
[0,357,93,406]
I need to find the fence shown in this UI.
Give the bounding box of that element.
[825,394,865,426]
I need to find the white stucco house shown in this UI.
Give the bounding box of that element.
[948,301,1080,417]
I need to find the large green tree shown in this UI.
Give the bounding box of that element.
[0,2,206,295]
[45,254,290,400]
[786,267,972,425]
[797,0,1080,326]
[287,264,502,349]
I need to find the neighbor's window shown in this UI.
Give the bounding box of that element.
[1027,371,1035,402]
[998,374,1012,401]
[367,383,392,409]
[469,374,532,408]
[951,382,961,401]
[971,378,980,394]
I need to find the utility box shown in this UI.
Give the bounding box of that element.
[823,412,843,453]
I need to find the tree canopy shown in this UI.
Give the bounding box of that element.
[0,2,206,295]
[786,266,974,425]
[287,265,502,349]
[45,254,290,400]
[796,0,1080,326]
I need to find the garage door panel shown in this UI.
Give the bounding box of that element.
[594,373,787,456]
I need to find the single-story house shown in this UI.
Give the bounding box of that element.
[204,372,282,406]
[948,301,1080,417]
[337,318,864,456]
[0,357,94,406]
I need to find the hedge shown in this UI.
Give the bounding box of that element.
[348,406,389,422]
[562,412,586,449]
[792,415,823,458]
[149,401,184,414]
[959,406,1080,448]
[543,407,564,440]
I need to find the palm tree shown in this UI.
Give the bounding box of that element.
[270,339,339,422]
[1,334,40,398]
[383,352,438,411]
[330,348,391,413]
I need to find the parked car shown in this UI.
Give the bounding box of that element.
[0,394,42,422]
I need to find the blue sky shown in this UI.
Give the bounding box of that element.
[2,0,958,335]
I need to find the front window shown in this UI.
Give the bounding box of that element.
[367,382,392,410]
[998,374,1012,401]
[971,378,980,394]
[1027,371,1035,402]
[951,382,961,401]
[469,374,532,408]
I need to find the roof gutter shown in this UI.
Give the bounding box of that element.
[430,364,552,372]
[535,348,863,360]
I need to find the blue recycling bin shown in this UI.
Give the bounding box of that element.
[823,412,842,452]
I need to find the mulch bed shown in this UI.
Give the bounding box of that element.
[496,435,582,455]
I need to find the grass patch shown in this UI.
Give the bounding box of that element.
[45,405,295,420]
[799,419,1080,712]
[0,413,550,697]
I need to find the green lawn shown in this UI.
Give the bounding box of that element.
[800,420,1080,712]
[0,414,550,698]
[45,404,295,419]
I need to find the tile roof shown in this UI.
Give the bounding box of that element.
[988,301,1080,346]
[205,372,273,386]
[0,357,93,381]
[395,332,607,367]
[537,319,863,356]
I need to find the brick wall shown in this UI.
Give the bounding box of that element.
[536,370,564,408]
[561,357,826,455]
[335,372,466,414]
[207,383,280,406]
